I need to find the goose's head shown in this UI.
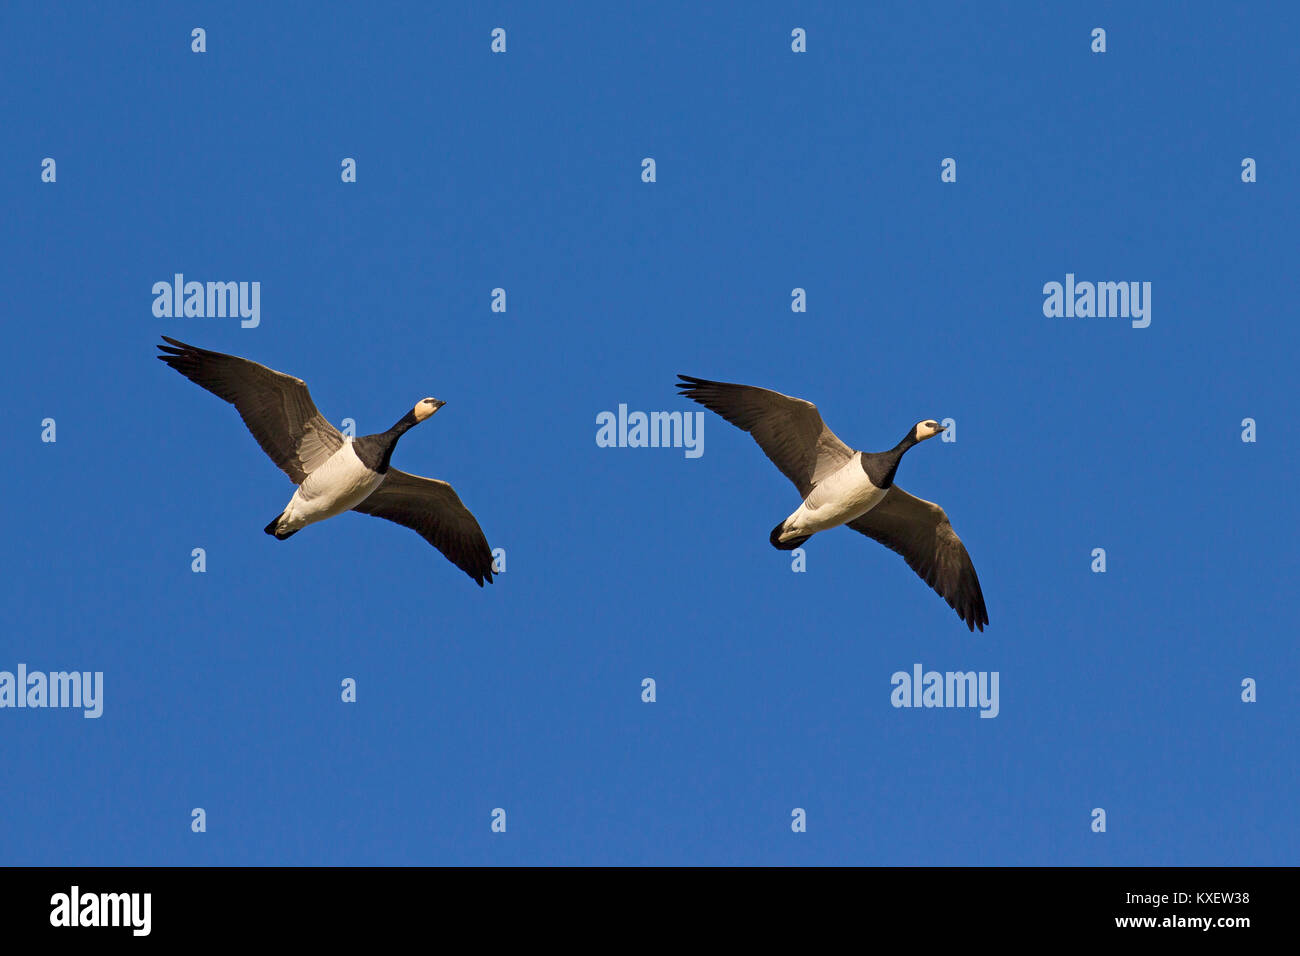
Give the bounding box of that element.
[413,397,446,422]
[912,419,945,442]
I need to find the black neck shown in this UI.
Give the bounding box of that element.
[386,409,420,437]
[861,430,919,488]
[353,410,419,473]
[891,430,921,456]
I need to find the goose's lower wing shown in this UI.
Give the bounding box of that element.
[847,486,988,631]
[353,469,495,586]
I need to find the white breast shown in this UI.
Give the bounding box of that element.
[783,453,887,535]
[281,441,386,529]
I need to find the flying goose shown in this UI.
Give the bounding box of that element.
[157,336,495,586]
[676,375,987,631]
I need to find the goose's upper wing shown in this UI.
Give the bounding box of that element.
[675,375,854,495]
[847,486,988,631]
[157,336,342,484]
[352,468,495,586]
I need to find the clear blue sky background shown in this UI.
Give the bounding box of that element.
[3,1,1296,865]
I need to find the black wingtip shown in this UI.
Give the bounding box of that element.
[469,556,495,587]
[158,335,195,353]
[157,336,194,359]
[675,374,714,402]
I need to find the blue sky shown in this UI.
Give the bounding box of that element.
[3,1,1296,865]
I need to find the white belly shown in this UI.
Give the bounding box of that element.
[783,454,887,535]
[278,441,384,531]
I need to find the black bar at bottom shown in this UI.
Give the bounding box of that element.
[0,866,1280,941]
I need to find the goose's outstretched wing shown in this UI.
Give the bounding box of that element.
[157,336,342,483]
[848,486,988,631]
[675,375,854,495]
[352,469,495,586]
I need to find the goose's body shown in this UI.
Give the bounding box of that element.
[271,439,386,536]
[779,451,890,538]
[677,374,988,631]
[157,336,495,586]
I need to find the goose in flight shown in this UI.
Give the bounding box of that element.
[157,336,495,586]
[676,375,987,630]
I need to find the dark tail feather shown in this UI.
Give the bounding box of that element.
[770,521,810,551]
[264,513,298,540]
